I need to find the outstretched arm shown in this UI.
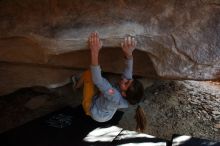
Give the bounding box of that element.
[121,36,137,80]
[89,32,115,96]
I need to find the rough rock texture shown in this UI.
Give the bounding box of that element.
[0,0,220,94]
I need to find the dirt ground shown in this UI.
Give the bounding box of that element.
[119,80,220,141]
[0,76,219,142]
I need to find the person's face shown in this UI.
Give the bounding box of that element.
[119,79,133,96]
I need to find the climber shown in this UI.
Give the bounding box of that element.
[73,32,146,132]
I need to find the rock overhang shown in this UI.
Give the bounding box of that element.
[0,0,220,95]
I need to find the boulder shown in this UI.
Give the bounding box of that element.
[0,0,220,95]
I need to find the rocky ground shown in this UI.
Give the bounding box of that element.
[0,77,219,142]
[119,80,220,141]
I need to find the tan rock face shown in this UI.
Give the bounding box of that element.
[0,0,220,95]
[0,62,80,95]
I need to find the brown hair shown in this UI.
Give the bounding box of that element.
[125,79,146,132]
